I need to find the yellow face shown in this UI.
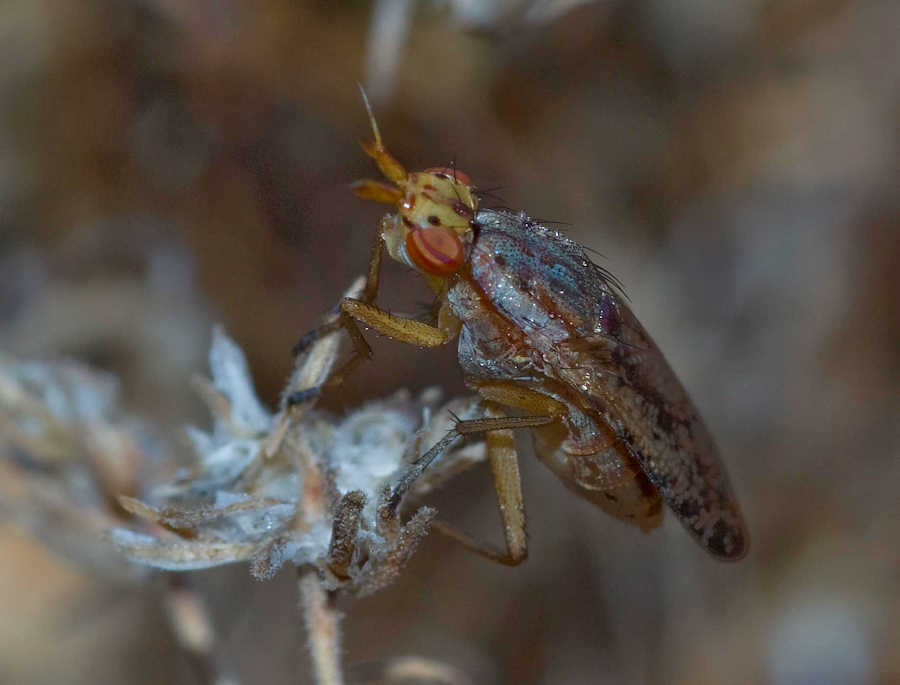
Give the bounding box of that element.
[383,169,477,277]
[401,170,477,235]
[350,91,478,280]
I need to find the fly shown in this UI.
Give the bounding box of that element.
[292,88,749,562]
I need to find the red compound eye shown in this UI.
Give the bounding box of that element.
[405,227,465,276]
[424,166,473,187]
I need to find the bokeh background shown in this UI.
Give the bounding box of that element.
[1,0,898,683]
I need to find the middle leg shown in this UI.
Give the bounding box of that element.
[389,400,559,566]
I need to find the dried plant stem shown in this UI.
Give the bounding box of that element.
[295,433,346,685]
[298,566,344,685]
[287,280,364,685]
[163,574,238,685]
[295,431,346,685]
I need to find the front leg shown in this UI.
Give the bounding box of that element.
[291,224,386,358]
[286,227,388,408]
[359,217,388,305]
[285,309,375,407]
[340,299,449,348]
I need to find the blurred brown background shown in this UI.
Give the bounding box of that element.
[1,0,898,683]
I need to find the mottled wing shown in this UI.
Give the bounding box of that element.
[472,210,749,559]
[557,271,748,560]
[569,306,748,559]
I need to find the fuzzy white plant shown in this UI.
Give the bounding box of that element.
[109,278,487,595]
[2,277,490,684]
[0,350,165,582]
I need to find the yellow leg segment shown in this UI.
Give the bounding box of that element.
[471,381,568,418]
[341,299,448,347]
[431,402,557,566]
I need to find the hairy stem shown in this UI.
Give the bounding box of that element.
[298,566,344,685]
[287,279,366,685]
[163,574,239,685]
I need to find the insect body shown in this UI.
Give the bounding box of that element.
[323,92,748,561]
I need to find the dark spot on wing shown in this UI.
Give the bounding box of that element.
[597,294,621,337]
[708,519,747,559]
[655,407,674,435]
[676,499,699,520]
